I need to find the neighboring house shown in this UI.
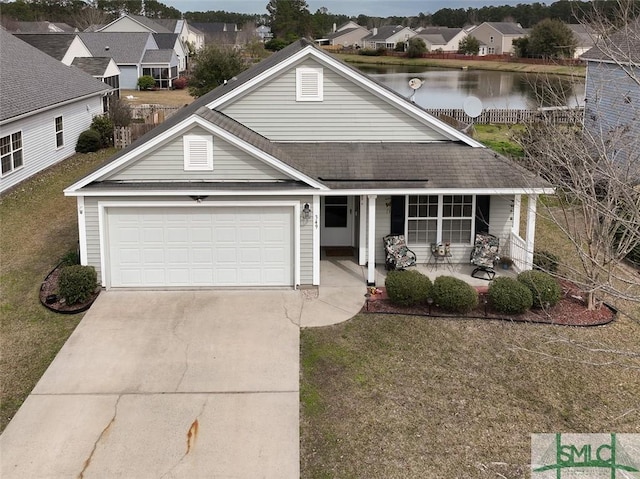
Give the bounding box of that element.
[71,57,121,98]
[14,33,92,65]
[64,39,549,290]
[153,33,188,72]
[79,32,159,89]
[0,31,112,194]
[186,23,205,51]
[363,25,417,50]
[324,22,370,48]
[8,21,76,33]
[98,14,189,73]
[141,49,180,88]
[581,23,640,162]
[256,25,273,43]
[13,33,121,100]
[189,22,239,48]
[415,27,468,52]
[467,22,527,55]
[568,24,598,58]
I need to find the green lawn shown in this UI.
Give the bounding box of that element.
[473,124,525,159]
[301,314,640,478]
[0,149,115,432]
[336,53,585,77]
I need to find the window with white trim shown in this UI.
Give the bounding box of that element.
[407,195,438,244]
[183,134,213,171]
[1,132,23,176]
[442,195,473,243]
[55,116,64,148]
[296,67,323,101]
[406,195,474,245]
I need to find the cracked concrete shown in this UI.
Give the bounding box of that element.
[0,291,303,479]
[0,266,366,478]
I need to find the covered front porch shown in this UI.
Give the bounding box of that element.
[316,193,539,287]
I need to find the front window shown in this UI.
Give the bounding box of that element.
[1,132,23,176]
[55,116,63,148]
[407,195,438,244]
[442,195,473,243]
[407,194,474,245]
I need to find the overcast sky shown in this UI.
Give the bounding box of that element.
[163,0,539,17]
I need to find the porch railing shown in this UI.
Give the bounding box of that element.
[509,232,529,272]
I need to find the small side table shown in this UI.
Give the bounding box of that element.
[428,244,454,272]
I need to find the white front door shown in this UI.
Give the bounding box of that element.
[321,196,353,246]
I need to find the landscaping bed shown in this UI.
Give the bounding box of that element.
[364,279,615,327]
[39,263,100,314]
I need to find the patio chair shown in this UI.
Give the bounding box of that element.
[470,233,499,280]
[383,234,417,271]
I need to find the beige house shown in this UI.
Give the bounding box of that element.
[415,27,468,52]
[324,21,370,48]
[467,22,527,55]
[363,25,417,50]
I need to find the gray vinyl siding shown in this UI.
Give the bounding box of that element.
[584,61,640,146]
[119,65,140,89]
[83,195,314,286]
[105,126,291,182]
[221,59,449,142]
[488,195,513,254]
[0,97,103,193]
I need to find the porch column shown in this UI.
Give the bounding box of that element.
[312,194,320,285]
[367,194,377,285]
[77,196,87,265]
[358,195,367,266]
[512,194,521,236]
[525,194,537,270]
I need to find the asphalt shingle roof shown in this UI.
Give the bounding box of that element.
[153,33,179,49]
[72,39,548,191]
[71,57,112,76]
[0,30,111,122]
[417,27,462,43]
[365,25,411,41]
[79,32,155,63]
[142,49,175,63]
[127,14,172,33]
[486,22,526,35]
[13,33,77,60]
[581,19,640,64]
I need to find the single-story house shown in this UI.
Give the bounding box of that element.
[316,21,369,48]
[65,39,549,289]
[0,30,113,194]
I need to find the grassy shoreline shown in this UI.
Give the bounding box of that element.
[336,53,586,77]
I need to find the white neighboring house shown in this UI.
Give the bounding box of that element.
[415,27,468,52]
[0,31,113,194]
[363,25,417,50]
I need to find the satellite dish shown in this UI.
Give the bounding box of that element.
[408,78,424,90]
[463,96,483,118]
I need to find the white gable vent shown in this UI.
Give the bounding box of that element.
[296,67,323,102]
[183,134,213,171]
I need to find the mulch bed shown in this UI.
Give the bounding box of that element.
[363,280,616,327]
[39,264,100,314]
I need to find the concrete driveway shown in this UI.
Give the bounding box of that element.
[0,290,303,478]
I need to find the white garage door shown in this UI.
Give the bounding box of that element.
[107,206,293,288]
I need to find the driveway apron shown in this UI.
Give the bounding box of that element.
[0,290,303,478]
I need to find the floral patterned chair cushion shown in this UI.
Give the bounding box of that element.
[470,233,499,280]
[383,234,417,271]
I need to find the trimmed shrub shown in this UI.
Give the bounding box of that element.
[172,76,187,89]
[533,250,560,273]
[137,75,155,90]
[517,270,562,308]
[58,265,97,305]
[385,269,432,306]
[76,129,101,153]
[358,48,380,56]
[90,114,114,147]
[432,276,478,314]
[60,248,80,266]
[488,277,533,314]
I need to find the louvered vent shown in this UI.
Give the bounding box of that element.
[296,67,323,101]
[183,134,213,171]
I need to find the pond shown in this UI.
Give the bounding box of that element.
[356,65,586,110]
